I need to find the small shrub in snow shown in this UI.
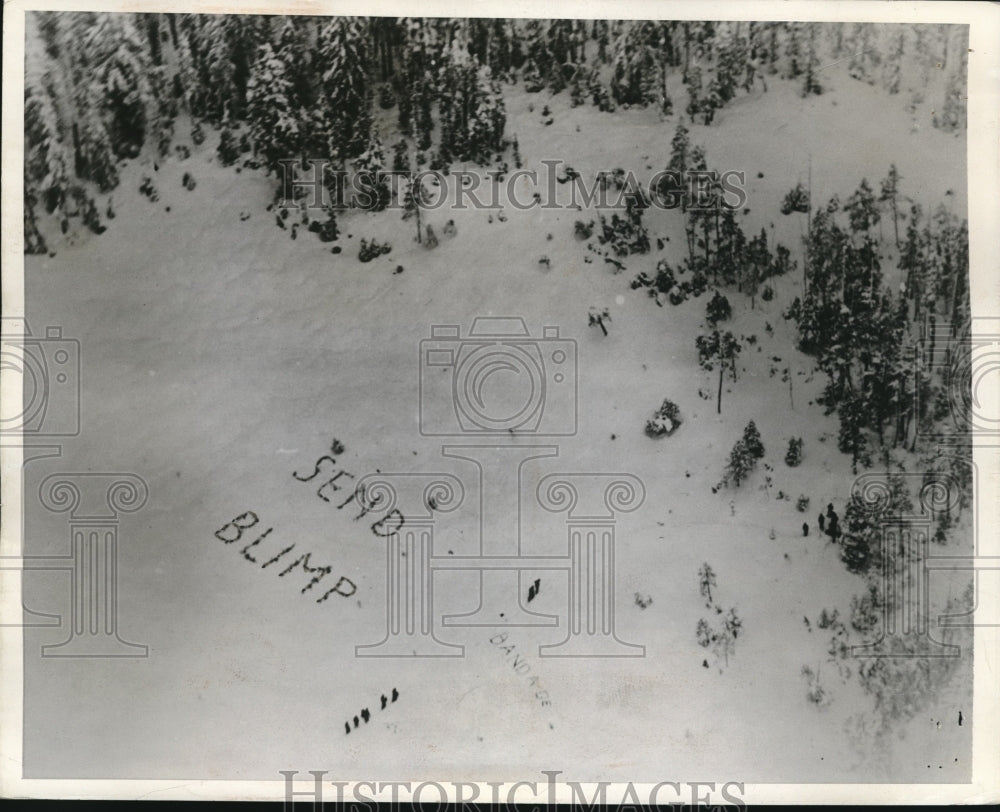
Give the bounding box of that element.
[697,607,743,666]
[785,437,804,467]
[801,665,828,706]
[217,125,241,166]
[705,290,732,325]
[588,306,611,336]
[191,120,206,146]
[139,176,159,202]
[645,398,682,438]
[780,183,809,215]
[742,421,765,460]
[358,238,391,263]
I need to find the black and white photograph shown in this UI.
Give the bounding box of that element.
[2,0,999,804]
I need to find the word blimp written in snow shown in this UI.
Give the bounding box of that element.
[213,511,357,603]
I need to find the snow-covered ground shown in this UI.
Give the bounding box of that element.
[21,60,971,784]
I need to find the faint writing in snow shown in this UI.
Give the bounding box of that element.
[489,632,552,709]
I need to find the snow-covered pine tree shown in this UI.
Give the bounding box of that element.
[216,111,241,166]
[24,82,72,215]
[936,31,967,133]
[879,164,902,249]
[802,23,822,96]
[742,420,765,460]
[882,28,905,95]
[86,14,153,159]
[845,178,880,235]
[610,22,666,109]
[353,136,391,211]
[316,17,373,162]
[696,329,741,414]
[246,41,299,174]
[847,23,879,85]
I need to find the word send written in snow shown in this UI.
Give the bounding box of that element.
[293,437,405,539]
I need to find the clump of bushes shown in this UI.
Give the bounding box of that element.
[785,437,803,467]
[645,398,682,438]
[359,238,391,263]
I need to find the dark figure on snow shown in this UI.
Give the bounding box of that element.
[802,522,809,537]
[818,513,826,533]
[391,688,399,702]
[361,708,370,723]
[380,694,388,710]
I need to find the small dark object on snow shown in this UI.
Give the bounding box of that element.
[154,162,159,172]
[380,694,388,710]
[757,171,764,178]
[391,688,399,702]
[353,715,359,729]
[165,206,171,212]
[702,659,709,668]
[394,265,404,274]
[276,215,286,229]
[818,513,825,532]
[280,208,289,221]
[290,224,298,240]
[442,219,457,237]
[802,522,809,537]
[527,578,541,603]
[360,708,370,723]
[331,246,342,254]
